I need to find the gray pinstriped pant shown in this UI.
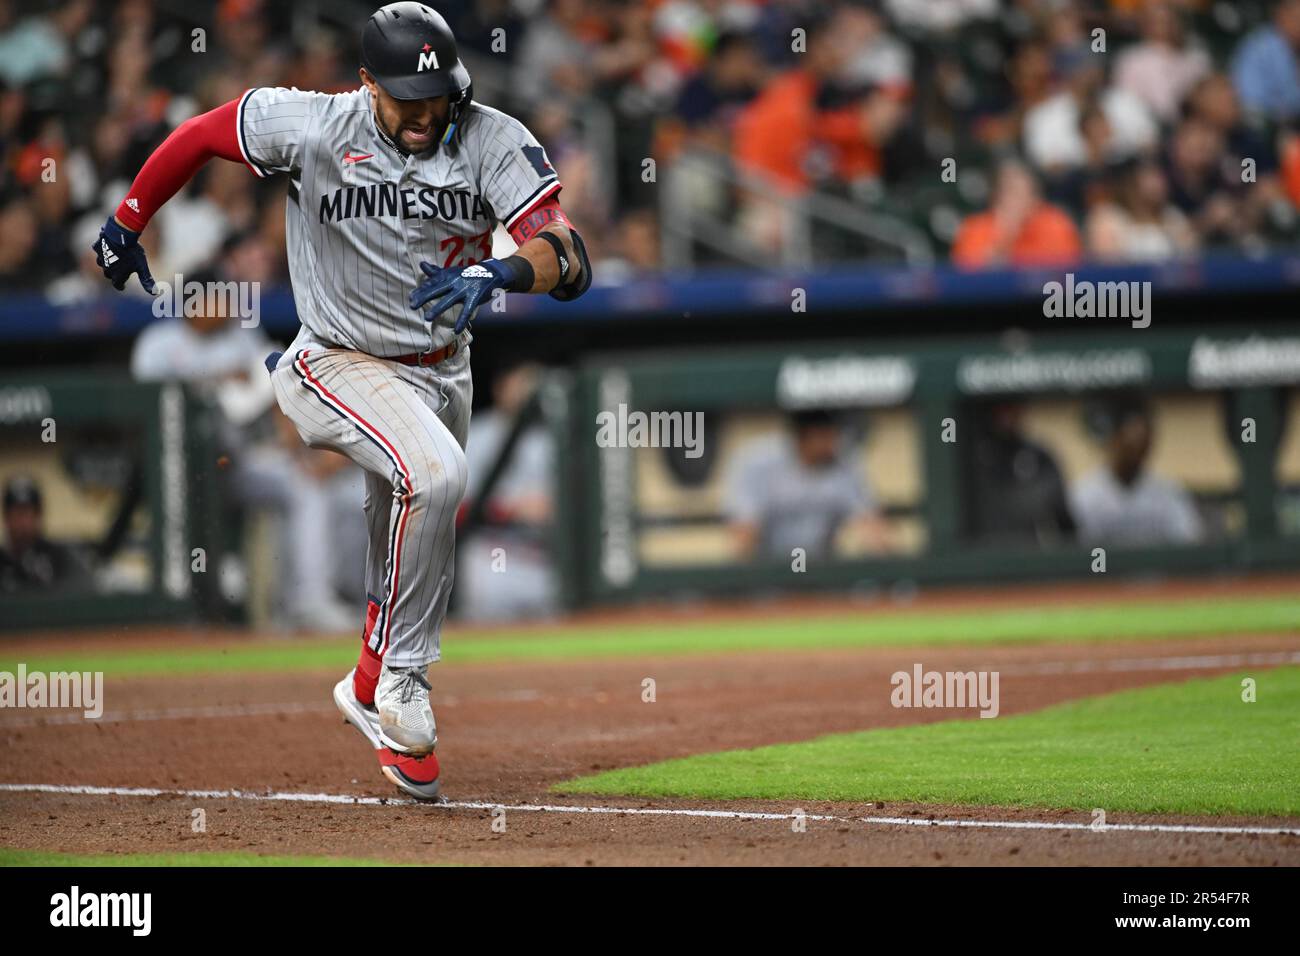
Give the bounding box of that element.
[270,330,472,668]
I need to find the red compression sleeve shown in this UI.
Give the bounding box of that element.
[508,192,570,245]
[114,96,253,232]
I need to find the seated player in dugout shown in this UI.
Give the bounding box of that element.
[725,409,893,562]
[89,3,592,801]
[963,398,1076,548]
[1070,393,1205,548]
[0,475,93,594]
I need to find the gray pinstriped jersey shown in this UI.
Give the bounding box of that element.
[237,86,561,357]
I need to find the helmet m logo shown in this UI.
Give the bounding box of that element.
[418,43,439,72]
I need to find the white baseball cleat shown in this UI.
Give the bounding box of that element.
[333,669,382,748]
[374,664,438,756]
[334,668,442,800]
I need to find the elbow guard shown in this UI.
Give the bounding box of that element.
[548,227,592,302]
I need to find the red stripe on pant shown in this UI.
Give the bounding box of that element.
[295,350,412,657]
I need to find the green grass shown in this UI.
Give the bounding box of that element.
[558,667,1300,816]
[0,848,403,867]
[2,594,1296,679]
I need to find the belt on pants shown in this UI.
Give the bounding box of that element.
[316,335,464,367]
[387,335,463,367]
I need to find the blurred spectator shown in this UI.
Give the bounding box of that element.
[951,158,1082,268]
[208,0,284,83]
[458,363,557,622]
[1180,72,1292,247]
[843,3,913,90]
[0,196,38,290]
[725,409,890,562]
[1113,1,1211,123]
[1022,47,1157,173]
[1070,394,1203,547]
[1231,0,1300,123]
[1085,157,1197,261]
[130,289,363,631]
[0,475,92,593]
[1040,1,1090,66]
[965,399,1075,547]
[970,40,1055,151]
[0,0,91,88]
[654,28,764,235]
[1163,115,1235,243]
[673,30,765,145]
[283,27,352,96]
[1188,73,1277,173]
[1042,99,1121,212]
[513,0,605,112]
[20,119,77,283]
[439,0,527,60]
[595,208,661,283]
[733,6,909,195]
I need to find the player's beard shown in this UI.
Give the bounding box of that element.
[375,103,446,156]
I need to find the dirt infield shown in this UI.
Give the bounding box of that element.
[2,609,1299,864]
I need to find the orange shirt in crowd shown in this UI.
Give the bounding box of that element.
[732,70,884,192]
[950,205,1083,269]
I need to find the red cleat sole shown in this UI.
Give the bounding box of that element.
[378,748,441,800]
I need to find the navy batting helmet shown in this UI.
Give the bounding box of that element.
[361,3,473,141]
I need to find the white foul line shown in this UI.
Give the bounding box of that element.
[0,782,1295,837]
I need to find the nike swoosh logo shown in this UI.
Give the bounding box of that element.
[343,151,374,164]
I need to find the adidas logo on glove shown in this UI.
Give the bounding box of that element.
[460,264,493,278]
[100,240,118,266]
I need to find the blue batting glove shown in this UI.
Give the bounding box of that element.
[409,259,524,335]
[92,216,158,295]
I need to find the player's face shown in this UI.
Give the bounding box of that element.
[4,505,41,549]
[362,69,451,154]
[1109,417,1152,482]
[796,425,840,469]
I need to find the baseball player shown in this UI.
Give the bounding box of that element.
[93,2,592,799]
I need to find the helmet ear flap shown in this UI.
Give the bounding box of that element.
[442,82,473,145]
